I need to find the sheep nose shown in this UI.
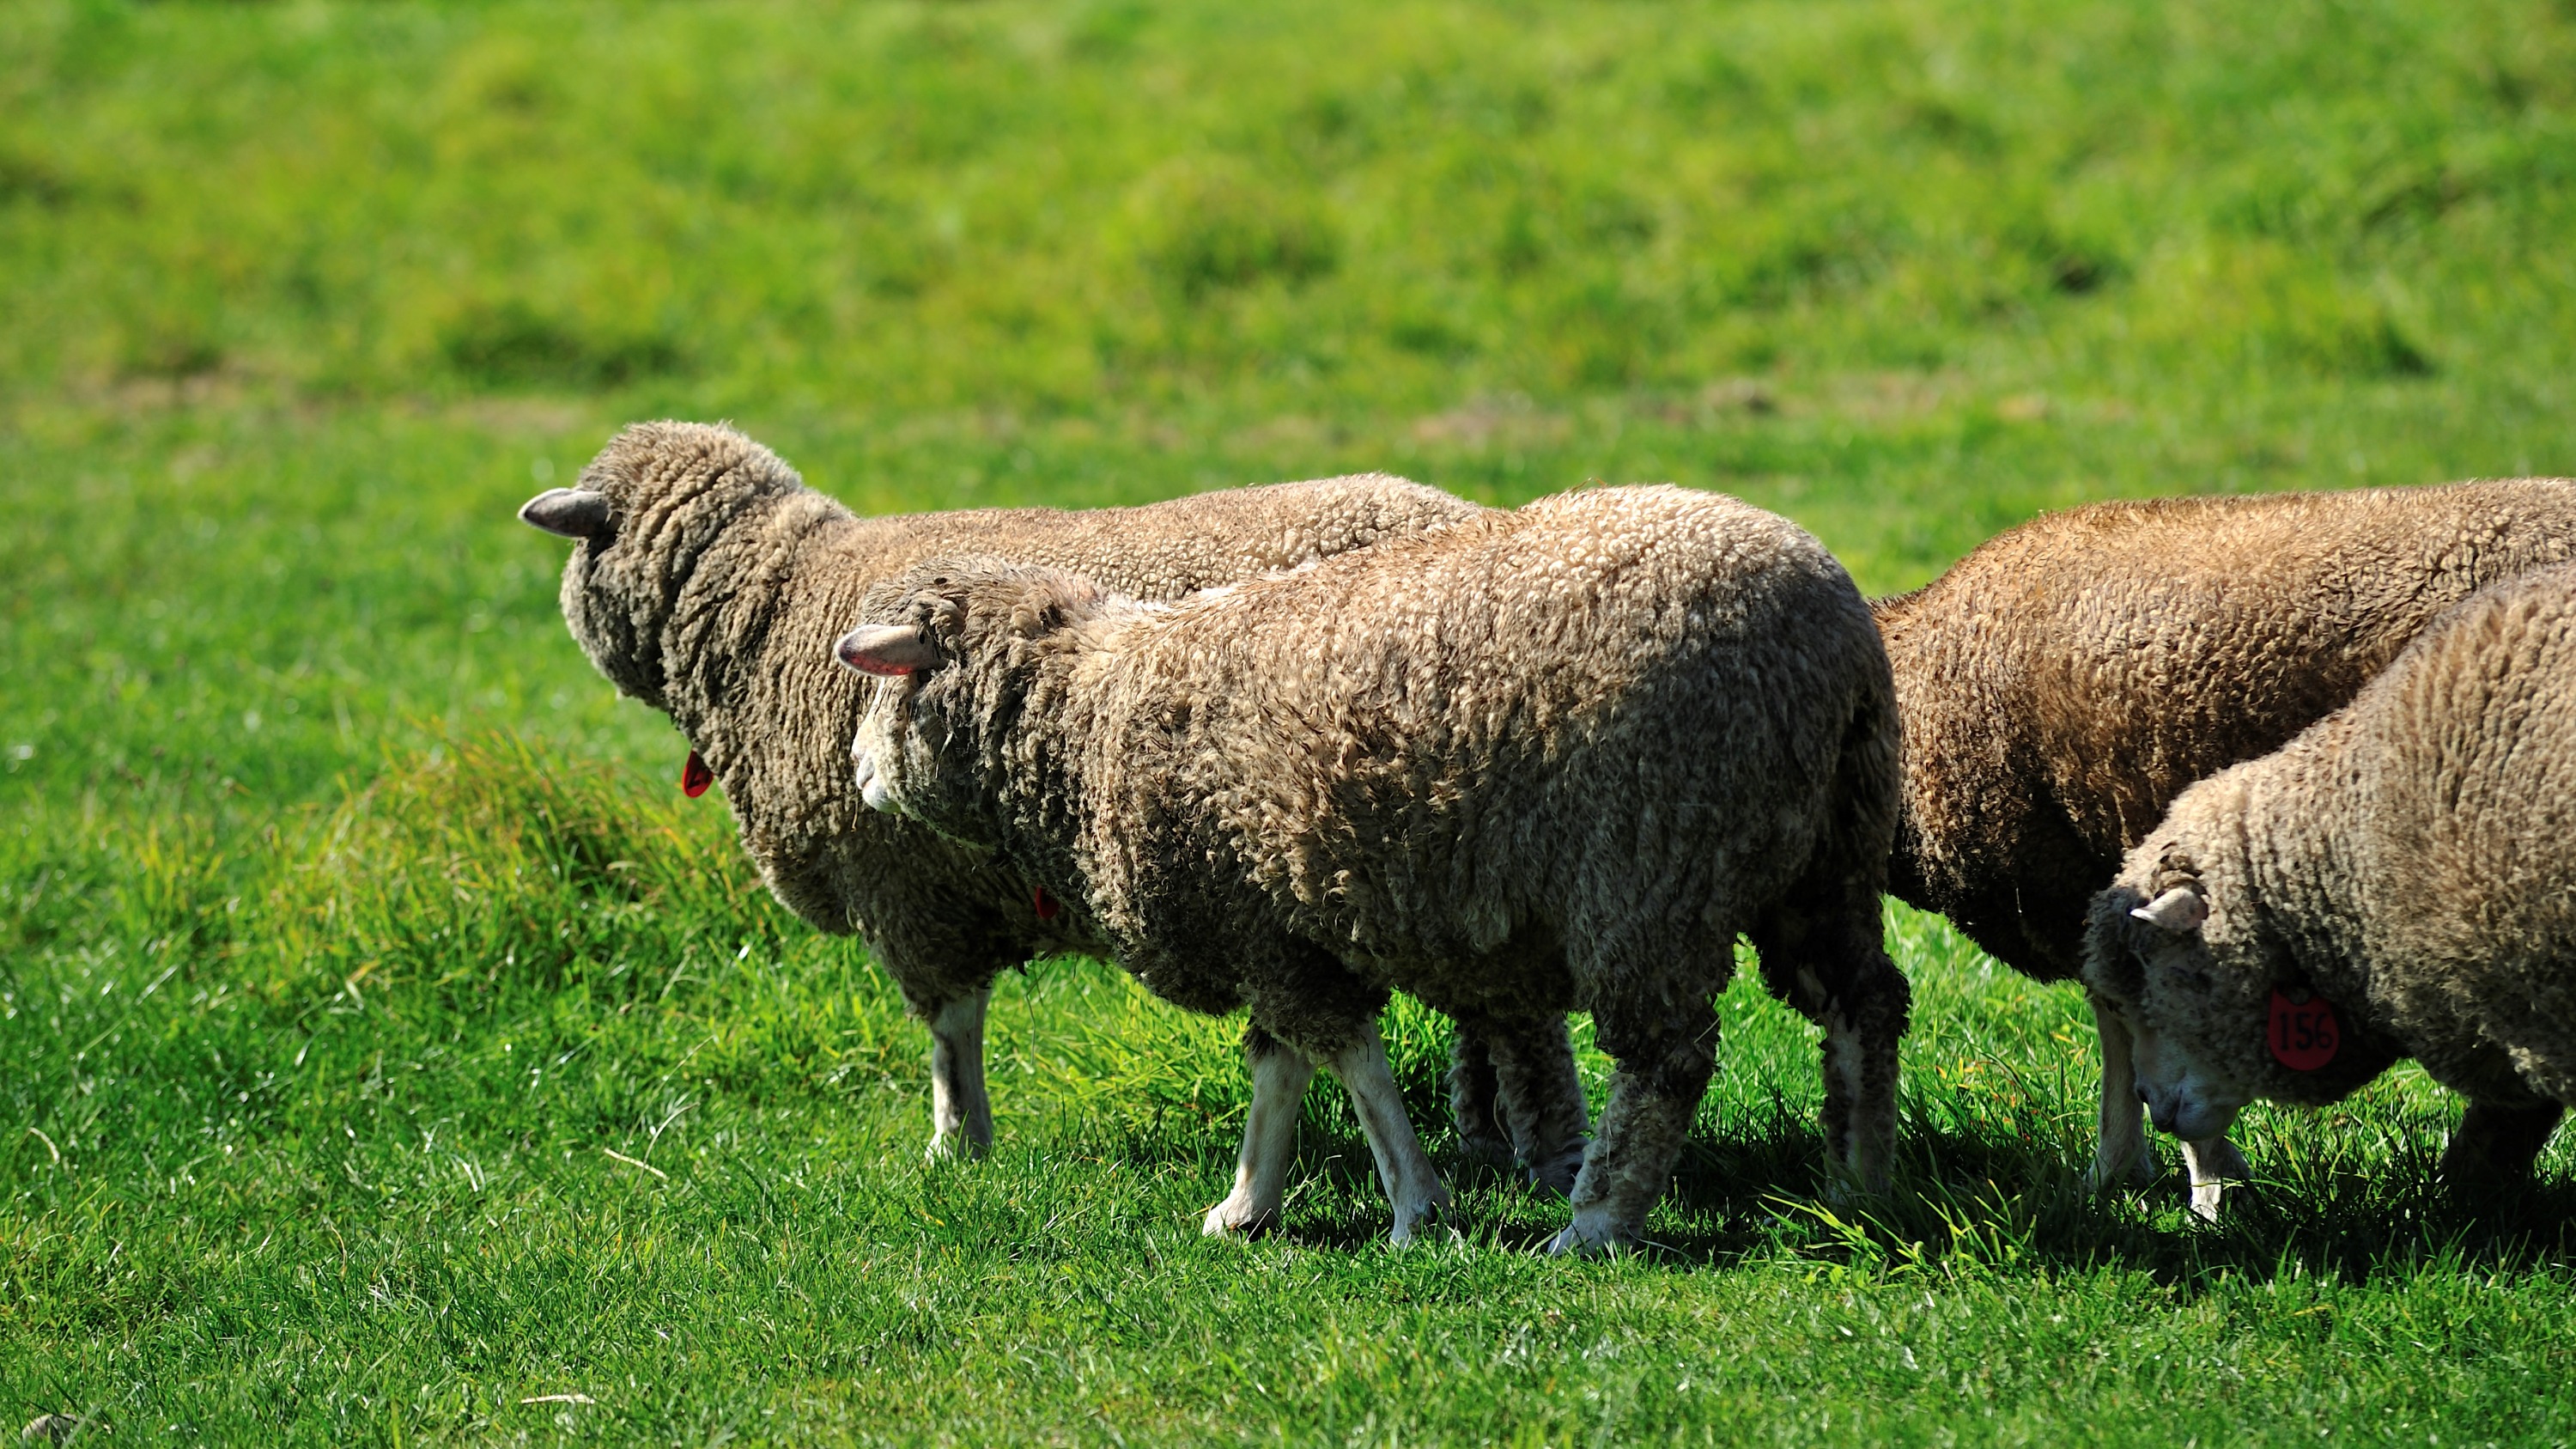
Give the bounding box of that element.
[2137,1087,2150,1105]
[2148,1103,2180,1135]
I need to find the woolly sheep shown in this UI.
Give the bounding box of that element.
[835,485,1910,1251]
[2081,563,2576,1184]
[1875,479,2576,1214]
[519,419,1483,1160]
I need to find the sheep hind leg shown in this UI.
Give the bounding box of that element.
[1327,1021,1453,1245]
[1753,898,1910,1196]
[1204,1026,1318,1237]
[927,989,995,1161]
[1549,1005,1717,1255]
[2439,1099,2566,1189]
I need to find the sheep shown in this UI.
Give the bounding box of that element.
[2081,563,2576,1187]
[834,484,1910,1251]
[1876,478,2576,1214]
[519,419,1485,1161]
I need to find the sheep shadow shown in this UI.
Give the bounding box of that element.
[1233,1108,2576,1282]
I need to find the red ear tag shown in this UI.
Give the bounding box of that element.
[682,750,714,798]
[1032,886,1061,922]
[2268,987,2339,1071]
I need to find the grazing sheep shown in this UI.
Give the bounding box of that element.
[1876,479,2576,1213]
[835,484,1909,1251]
[2082,564,2576,1185]
[519,420,1484,1160]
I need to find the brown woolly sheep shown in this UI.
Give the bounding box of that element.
[2082,564,2576,1184]
[519,420,1483,1161]
[1875,479,2576,1214]
[835,484,1909,1251]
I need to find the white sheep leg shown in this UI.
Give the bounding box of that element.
[2181,1135,2250,1221]
[2084,995,2157,1193]
[1821,1010,1897,1196]
[1203,1040,1317,1236]
[1330,1027,1453,1245]
[926,989,993,1161]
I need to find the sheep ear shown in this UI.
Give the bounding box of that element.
[519,488,613,539]
[836,624,944,677]
[2130,886,2208,935]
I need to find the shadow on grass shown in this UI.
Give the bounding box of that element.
[1190,1105,2576,1282]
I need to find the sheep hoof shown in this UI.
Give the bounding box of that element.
[1201,1197,1279,1238]
[1545,1212,1625,1257]
[1527,1142,1589,1199]
[1388,1186,1456,1246]
[923,1133,987,1164]
[2080,1153,2156,1196]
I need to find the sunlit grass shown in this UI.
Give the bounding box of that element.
[7,0,2576,1440]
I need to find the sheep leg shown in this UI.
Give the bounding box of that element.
[1549,1006,1716,1255]
[1446,1021,1515,1169]
[1203,1027,1318,1237]
[2084,996,2159,1193]
[1328,1023,1454,1245]
[926,989,994,1161]
[2440,1099,2567,1187]
[1479,1013,1590,1196]
[1753,899,1910,1196]
[2179,1135,2249,1221]
[1450,1013,1588,1192]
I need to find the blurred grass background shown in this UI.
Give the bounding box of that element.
[5,0,2576,1442]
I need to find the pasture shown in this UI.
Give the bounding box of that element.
[5,0,2576,1440]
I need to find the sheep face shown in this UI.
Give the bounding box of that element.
[2082,878,2260,1143]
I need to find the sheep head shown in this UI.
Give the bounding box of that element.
[835,557,1116,840]
[2081,848,2260,1143]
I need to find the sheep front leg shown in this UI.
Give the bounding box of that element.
[1204,1027,1317,1236]
[1446,1024,1515,1169]
[2439,1099,2566,1186]
[1470,1012,1590,1196]
[2084,995,2158,1194]
[2180,1135,2250,1221]
[927,989,994,1160]
[1329,1022,1453,1245]
[1549,1008,1716,1255]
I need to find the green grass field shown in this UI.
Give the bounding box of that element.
[7,0,2576,1441]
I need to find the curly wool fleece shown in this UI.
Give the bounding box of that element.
[2085,563,2576,1186]
[842,484,1909,1251]
[525,419,1483,1159]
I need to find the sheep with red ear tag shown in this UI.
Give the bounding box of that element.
[517,418,1492,1169]
[1880,477,2576,1216]
[2083,563,2576,1207]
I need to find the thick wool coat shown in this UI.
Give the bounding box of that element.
[852,485,1910,1242]
[2085,564,2576,1147]
[544,420,1483,1019]
[1880,479,2576,983]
